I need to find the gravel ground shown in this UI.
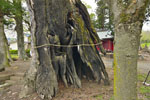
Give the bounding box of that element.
[102,57,150,74]
[0,55,149,100]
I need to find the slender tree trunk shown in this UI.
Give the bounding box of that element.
[15,17,27,60]
[111,0,150,100]
[20,0,109,99]
[14,0,27,60]
[0,9,9,71]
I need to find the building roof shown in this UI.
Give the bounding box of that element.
[7,38,17,44]
[97,30,114,40]
[7,33,31,44]
[24,33,31,37]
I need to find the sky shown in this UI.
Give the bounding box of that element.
[143,22,150,31]
[81,0,97,14]
[81,0,150,31]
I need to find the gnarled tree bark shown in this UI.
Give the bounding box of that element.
[4,32,13,62]
[0,9,9,71]
[20,0,109,99]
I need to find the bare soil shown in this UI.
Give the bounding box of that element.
[0,55,149,100]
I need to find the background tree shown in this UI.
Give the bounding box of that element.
[141,5,150,48]
[90,13,99,29]
[0,9,8,71]
[0,0,12,71]
[82,1,98,29]
[20,0,109,99]
[4,16,16,62]
[111,0,150,100]
[4,31,13,62]
[96,0,114,32]
[13,0,27,60]
[96,0,106,29]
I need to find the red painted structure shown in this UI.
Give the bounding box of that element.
[97,30,114,52]
[102,38,114,52]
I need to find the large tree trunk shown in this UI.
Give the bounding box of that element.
[20,0,109,99]
[14,0,27,60]
[4,32,13,62]
[111,0,150,100]
[0,9,9,71]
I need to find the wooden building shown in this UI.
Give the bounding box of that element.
[97,30,114,52]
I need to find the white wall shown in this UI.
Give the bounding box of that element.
[9,36,30,50]
[24,36,28,42]
[9,42,18,50]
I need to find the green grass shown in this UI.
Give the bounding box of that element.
[138,73,150,99]
[141,31,150,41]
[138,73,150,82]
[95,95,114,100]
[138,74,146,82]
[109,96,114,100]
[141,31,150,48]
[95,95,103,100]
[141,43,150,48]
[93,74,150,100]
[11,54,18,59]
[139,86,150,94]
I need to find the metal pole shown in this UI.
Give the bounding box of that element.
[143,71,150,85]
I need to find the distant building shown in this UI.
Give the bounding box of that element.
[24,33,31,50]
[8,33,31,50]
[7,38,17,50]
[97,30,114,52]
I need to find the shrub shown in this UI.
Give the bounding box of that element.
[9,50,18,54]
[9,49,30,55]
[26,49,30,54]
